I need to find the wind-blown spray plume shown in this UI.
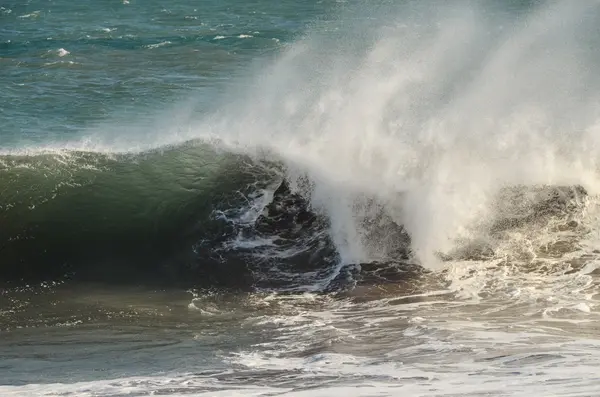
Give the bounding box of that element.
[206,1,600,268]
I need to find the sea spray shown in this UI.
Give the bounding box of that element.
[203,1,600,268]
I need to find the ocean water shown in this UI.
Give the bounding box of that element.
[3,0,600,396]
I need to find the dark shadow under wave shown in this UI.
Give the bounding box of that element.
[0,144,277,286]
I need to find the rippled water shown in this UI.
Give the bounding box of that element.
[1,0,329,147]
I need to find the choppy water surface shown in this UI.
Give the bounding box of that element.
[3,254,600,397]
[3,1,600,396]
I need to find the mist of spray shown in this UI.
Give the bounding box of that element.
[198,1,600,268]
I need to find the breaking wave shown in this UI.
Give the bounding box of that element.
[2,1,600,293]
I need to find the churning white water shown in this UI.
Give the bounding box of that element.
[199,0,600,268]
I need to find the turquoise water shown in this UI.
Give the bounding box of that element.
[0,0,331,147]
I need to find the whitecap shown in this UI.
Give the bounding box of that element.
[18,10,40,19]
[145,41,171,49]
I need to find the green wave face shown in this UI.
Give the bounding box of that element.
[0,144,275,283]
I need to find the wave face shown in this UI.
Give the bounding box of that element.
[0,147,278,285]
[3,1,600,291]
[0,147,347,290]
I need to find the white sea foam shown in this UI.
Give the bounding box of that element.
[145,41,171,49]
[6,282,599,397]
[17,10,40,19]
